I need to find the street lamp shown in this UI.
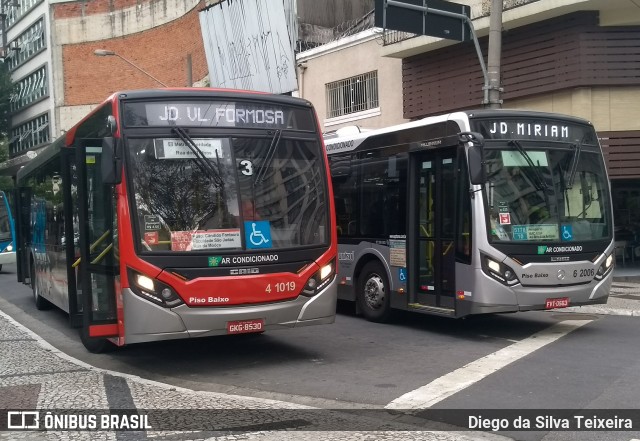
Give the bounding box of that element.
[93,49,168,87]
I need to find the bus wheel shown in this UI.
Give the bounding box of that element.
[79,328,115,353]
[357,261,391,323]
[31,264,51,310]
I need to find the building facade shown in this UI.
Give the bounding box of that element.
[296,0,640,240]
[0,0,375,176]
[0,0,209,175]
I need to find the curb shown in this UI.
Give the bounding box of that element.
[559,306,640,317]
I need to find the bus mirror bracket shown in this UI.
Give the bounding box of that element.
[460,132,486,185]
[101,137,122,185]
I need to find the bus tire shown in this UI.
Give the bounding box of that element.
[357,261,391,323]
[31,263,51,311]
[79,328,116,353]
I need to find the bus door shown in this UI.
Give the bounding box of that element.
[14,187,31,283]
[75,140,119,341]
[60,149,82,327]
[410,148,457,312]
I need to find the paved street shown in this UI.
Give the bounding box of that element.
[0,305,508,441]
[1,263,640,440]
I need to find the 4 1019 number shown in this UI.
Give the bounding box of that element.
[265,282,296,293]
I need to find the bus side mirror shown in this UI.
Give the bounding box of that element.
[460,132,486,185]
[101,137,122,185]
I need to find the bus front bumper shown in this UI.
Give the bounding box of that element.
[0,251,16,265]
[122,276,338,345]
[460,268,613,316]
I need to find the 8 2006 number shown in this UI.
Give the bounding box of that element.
[574,268,595,278]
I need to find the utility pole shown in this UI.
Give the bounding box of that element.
[486,0,503,108]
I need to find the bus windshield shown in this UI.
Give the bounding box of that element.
[0,192,12,243]
[127,135,328,252]
[484,143,611,243]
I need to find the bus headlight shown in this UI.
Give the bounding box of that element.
[127,268,183,308]
[481,254,520,286]
[595,253,614,280]
[302,259,336,297]
[2,243,13,253]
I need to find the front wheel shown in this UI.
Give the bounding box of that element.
[357,261,391,322]
[79,328,116,353]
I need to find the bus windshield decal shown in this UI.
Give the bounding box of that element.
[510,224,560,241]
[123,101,315,130]
[154,139,223,160]
[169,229,242,251]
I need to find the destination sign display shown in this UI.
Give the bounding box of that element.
[472,119,597,143]
[123,101,315,131]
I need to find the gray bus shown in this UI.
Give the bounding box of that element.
[325,109,614,321]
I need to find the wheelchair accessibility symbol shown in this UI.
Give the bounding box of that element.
[561,225,573,241]
[245,221,272,249]
[399,268,407,282]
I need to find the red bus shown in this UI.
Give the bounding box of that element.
[15,89,337,352]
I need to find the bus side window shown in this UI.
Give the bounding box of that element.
[360,194,384,237]
[330,154,359,237]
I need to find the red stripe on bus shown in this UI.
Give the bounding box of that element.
[89,324,119,338]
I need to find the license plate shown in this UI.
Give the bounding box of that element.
[545,297,570,309]
[227,319,264,334]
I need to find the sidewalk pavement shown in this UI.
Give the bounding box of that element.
[0,309,509,441]
[559,267,640,317]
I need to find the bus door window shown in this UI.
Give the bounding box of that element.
[416,150,457,306]
[78,144,118,324]
[440,156,456,295]
[418,160,435,291]
[456,151,472,262]
[69,161,83,309]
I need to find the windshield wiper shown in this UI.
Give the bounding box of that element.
[509,140,548,191]
[254,129,282,185]
[172,126,224,188]
[565,139,583,189]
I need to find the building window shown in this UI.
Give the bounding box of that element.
[7,18,46,71]
[9,113,50,157]
[10,65,48,112]
[6,0,45,28]
[325,71,379,119]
